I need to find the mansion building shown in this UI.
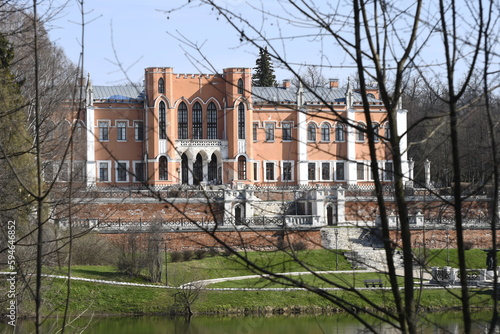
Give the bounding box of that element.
[81,67,410,188]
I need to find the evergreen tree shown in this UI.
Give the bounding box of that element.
[252,47,277,87]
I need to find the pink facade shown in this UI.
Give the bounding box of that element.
[84,67,410,188]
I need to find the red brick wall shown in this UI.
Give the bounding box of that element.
[102,229,322,252]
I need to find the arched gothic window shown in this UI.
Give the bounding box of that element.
[237,79,244,94]
[159,101,166,139]
[193,102,202,139]
[158,78,164,94]
[307,123,317,142]
[159,156,168,180]
[321,123,331,142]
[207,102,217,139]
[335,123,345,142]
[238,103,245,139]
[238,156,247,180]
[178,102,188,139]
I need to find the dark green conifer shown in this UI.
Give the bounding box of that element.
[252,47,277,87]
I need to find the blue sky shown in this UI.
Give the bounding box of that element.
[45,1,477,88]
[46,0,361,86]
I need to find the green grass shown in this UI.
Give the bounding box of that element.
[422,248,498,269]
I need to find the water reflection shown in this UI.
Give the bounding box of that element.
[3,313,496,333]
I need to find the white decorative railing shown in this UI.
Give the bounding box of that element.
[176,139,228,148]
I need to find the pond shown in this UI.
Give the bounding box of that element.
[3,313,495,334]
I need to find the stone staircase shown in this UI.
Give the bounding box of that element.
[321,227,404,271]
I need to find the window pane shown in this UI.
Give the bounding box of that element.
[322,162,330,180]
[159,157,168,180]
[307,124,316,141]
[193,102,202,139]
[98,121,109,141]
[283,162,292,181]
[336,123,344,142]
[159,102,167,139]
[308,163,315,180]
[282,123,292,141]
[207,102,217,139]
[265,123,274,141]
[253,123,258,141]
[135,162,144,182]
[357,163,365,180]
[134,121,144,141]
[321,124,330,141]
[266,162,274,180]
[117,162,127,181]
[117,121,127,141]
[99,162,108,182]
[336,162,345,180]
[178,102,188,139]
[238,156,247,180]
[238,103,245,139]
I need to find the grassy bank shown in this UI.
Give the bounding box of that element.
[14,248,499,317]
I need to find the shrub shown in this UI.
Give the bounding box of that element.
[291,241,308,251]
[182,250,194,261]
[170,251,183,263]
[194,249,208,260]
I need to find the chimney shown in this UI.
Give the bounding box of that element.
[329,78,339,89]
[283,79,291,89]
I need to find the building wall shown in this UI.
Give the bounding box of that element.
[85,67,405,188]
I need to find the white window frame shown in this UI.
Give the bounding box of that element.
[335,161,345,181]
[356,122,366,142]
[321,161,331,181]
[98,120,110,142]
[307,162,316,181]
[116,120,128,141]
[307,123,317,142]
[72,161,85,182]
[134,121,144,141]
[133,160,145,182]
[115,160,129,183]
[357,162,366,181]
[320,123,331,142]
[264,161,277,182]
[97,160,111,182]
[264,122,275,142]
[282,122,293,141]
[335,123,345,142]
[253,161,260,182]
[253,122,259,142]
[281,160,294,182]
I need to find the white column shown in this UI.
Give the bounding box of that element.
[86,106,96,187]
[346,108,357,185]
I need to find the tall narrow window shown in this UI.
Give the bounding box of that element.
[282,122,292,141]
[193,102,202,139]
[159,156,168,180]
[356,123,366,142]
[265,162,275,181]
[238,103,245,139]
[282,162,292,181]
[99,162,109,182]
[238,156,247,180]
[384,122,391,140]
[253,162,258,181]
[158,78,164,94]
[98,121,109,141]
[237,78,244,94]
[253,122,258,141]
[159,102,167,139]
[134,121,144,141]
[372,122,380,142]
[207,102,217,139]
[308,163,316,180]
[265,123,275,141]
[134,162,145,182]
[117,162,128,182]
[193,153,203,185]
[117,121,127,141]
[178,102,188,139]
[357,162,365,180]
[384,162,394,181]
[336,162,345,180]
[181,154,188,184]
[321,123,330,141]
[208,154,218,183]
[307,123,316,142]
[322,162,330,180]
[335,123,345,142]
